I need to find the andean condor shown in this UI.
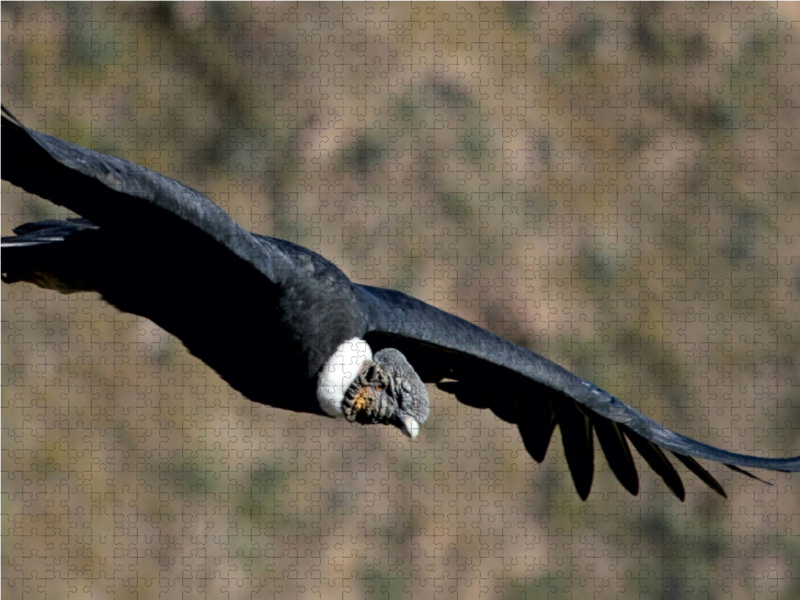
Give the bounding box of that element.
[3,106,799,501]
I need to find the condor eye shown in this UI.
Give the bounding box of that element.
[374,383,385,392]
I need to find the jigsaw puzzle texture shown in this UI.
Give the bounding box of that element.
[3,3,800,599]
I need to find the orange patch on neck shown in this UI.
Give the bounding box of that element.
[352,387,372,413]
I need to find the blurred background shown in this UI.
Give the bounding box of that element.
[3,3,800,599]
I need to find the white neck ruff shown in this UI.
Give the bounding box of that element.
[316,338,372,417]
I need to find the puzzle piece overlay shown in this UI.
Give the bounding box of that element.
[3,4,800,599]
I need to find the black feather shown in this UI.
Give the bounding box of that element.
[725,463,772,486]
[670,453,726,498]
[594,419,639,496]
[551,398,595,500]
[625,430,685,500]
[517,396,558,463]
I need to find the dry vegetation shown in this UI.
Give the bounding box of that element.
[3,3,800,599]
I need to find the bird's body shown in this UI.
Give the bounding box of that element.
[4,106,800,500]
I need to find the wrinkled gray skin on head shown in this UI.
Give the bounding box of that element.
[342,348,430,438]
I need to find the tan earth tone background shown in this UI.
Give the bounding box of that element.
[3,3,800,599]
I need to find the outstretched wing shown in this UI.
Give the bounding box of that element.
[1,108,319,414]
[1,107,294,282]
[355,284,800,500]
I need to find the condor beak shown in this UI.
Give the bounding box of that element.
[398,415,420,439]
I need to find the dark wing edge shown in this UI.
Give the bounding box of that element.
[355,284,800,499]
[0,106,293,283]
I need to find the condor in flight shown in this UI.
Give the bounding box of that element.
[3,107,799,501]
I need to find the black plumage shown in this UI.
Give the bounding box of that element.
[4,106,800,500]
